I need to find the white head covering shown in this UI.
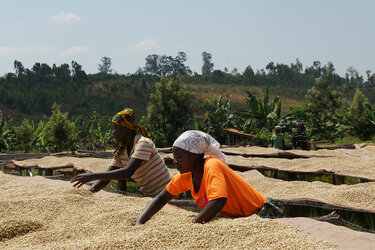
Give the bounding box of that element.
[172,130,228,163]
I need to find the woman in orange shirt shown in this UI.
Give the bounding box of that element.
[136,130,283,225]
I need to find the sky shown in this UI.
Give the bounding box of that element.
[1,0,374,78]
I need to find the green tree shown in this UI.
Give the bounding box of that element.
[71,61,87,83]
[202,51,214,76]
[243,87,281,131]
[0,112,15,151]
[144,52,190,77]
[343,89,375,140]
[13,119,34,152]
[74,112,113,150]
[201,95,232,143]
[145,77,194,147]
[303,69,343,140]
[43,104,76,152]
[98,57,112,74]
[243,65,255,84]
[144,54,160,76]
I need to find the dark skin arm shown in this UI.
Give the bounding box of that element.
[135,189,227,225]
[135,188,174,225]
[88,165,119,193]
[193,197,227,223]
[71,158,143,189]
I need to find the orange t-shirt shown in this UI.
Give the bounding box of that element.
[166,157,266,217]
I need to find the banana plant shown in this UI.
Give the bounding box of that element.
[0,112,15,151]
[243,87,281,131]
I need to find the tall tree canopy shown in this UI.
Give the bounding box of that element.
[98,57,112,74]
[201,51,214,76]
[144,52,190,77]
[144,77,194,147]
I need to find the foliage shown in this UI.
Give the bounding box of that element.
[12,119,46,152]
[42,104,76,152]
[202,51,214,76]
[74,111,114,150]
[242,87,282,131]
[342,89,375,140]
[13,119,35,152]
[0,112,15,151]
[333,136,365,145]
[289,69,345,141]
[2,54,375,148]
[200,95,233,144]
[143,52,191,77]
[144,77,194,147]
[306,69,341,112]
[98,56,112,74]
[253,128,272,147]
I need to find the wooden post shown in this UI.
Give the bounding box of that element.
[336,210,347,220]
[45,169,53,176]
[117,179,127,193]
[37,169,44,176]
[333,175,345,185]
[18,167,24,176]
[273,170,278,179]
[360,178,369,183]
[297,173,305,181]
[286,172,297,181]
[289,205,302,217]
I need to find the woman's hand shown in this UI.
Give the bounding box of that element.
[70,173,95,188]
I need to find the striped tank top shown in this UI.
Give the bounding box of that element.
[109,134,171,196]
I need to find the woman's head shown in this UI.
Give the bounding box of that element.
[172,146,203,174]
[296,122,305,132]
[274,125,282,134]
[112,123,134,143]
[172,130,228,164]
[112,108,149,139]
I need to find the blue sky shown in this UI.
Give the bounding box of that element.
[1,0,374,78]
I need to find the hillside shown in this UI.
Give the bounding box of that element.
[186,83,307,115]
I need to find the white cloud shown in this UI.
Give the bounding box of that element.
[0,46,55,55]
[128,38,159,53]
[60,46,91,57]
[174,42,185,51]
[50,11,81,24]
[0,47,18,55]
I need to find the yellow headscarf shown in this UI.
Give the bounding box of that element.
[112,108,149,138]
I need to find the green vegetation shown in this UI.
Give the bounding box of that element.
[144,77,194,147]
[1,52,375,151]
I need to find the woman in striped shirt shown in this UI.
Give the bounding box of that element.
[71,108,171,196]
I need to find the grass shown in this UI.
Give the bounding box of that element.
[334,136,375,145]
[185,83,306,115]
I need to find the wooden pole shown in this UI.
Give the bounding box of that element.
[117,179,127,193]
[45,169,53,176]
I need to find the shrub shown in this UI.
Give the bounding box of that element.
[43,104,76,152]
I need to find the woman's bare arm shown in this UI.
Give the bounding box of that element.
[135,189,174,225]
[193,197,227,223]
[71,158,143,188]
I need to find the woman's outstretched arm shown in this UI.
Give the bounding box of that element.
[193,197,227,223]
[135,188,174,225]
[71,158,143,188]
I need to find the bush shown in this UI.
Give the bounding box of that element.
[13,119,34,152]
[43,104,76,152]
[253,129,272,147]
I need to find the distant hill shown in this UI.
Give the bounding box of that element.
[1,59,374,121]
